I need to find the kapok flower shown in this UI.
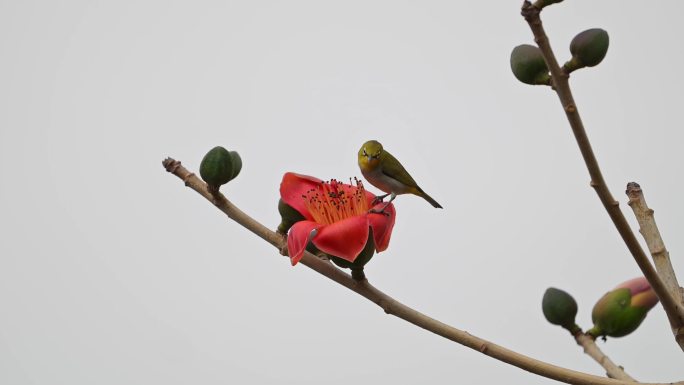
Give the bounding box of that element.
[279,172,395,266]
[587,277,659,338]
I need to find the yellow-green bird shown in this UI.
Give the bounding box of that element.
[358,140,442,212]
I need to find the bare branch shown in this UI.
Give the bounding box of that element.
[575,333,636,381]
[626,182,684,349]
[162,157,683,385]
[520,1,684,347]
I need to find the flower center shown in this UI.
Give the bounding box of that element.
[302,178,369,225]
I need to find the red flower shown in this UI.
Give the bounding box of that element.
[280,172,396,266]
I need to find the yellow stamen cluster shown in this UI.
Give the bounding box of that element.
[302,178,369,225]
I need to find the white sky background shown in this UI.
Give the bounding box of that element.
[1,1,683,384]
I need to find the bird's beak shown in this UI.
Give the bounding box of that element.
[367,155,373,163]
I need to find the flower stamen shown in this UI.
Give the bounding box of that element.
[302,178,369,225]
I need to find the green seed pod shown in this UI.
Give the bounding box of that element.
[565,28,609,72]
[227,151,242,180]
[542,287,579,332]
[199,146,242,190]
[277,199,306,235]
[510,44,551,86]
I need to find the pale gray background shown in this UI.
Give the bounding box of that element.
[1,1,683,384]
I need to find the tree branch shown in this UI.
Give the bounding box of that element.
[626,182,684,350]
[162,157,683,385]
[520,1,684,347]
[574,333,635,381]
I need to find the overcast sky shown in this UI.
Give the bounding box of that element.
[2,1,684,384]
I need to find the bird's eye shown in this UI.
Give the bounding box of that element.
[362,149,367,156]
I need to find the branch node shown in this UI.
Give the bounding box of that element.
[652,247,667,256]
[377,298,392,314]
[183,173,197,186]
[676,328,684,344]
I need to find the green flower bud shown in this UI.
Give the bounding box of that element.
[510,44,551,86]
[199,146,242,191]
[564,28,609,72]
[277,199,306,235]
[330,228,376,281]
[542,287,579,333]
[587,277,658,339]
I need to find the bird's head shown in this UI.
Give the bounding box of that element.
[358,140,383,168]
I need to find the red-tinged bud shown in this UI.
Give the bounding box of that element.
[587,277,659,339]
[619,277,659,309]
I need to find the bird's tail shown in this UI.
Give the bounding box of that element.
[416,188,442,209]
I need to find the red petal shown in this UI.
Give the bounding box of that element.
[312,216,369,262]
[280,173,322,220]
[287,221,320,266]
[368,203,396,252]
[616,277,651,295]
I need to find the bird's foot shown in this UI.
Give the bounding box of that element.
[368,208,391,217]
[371,193,390,206]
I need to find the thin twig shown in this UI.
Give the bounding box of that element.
[575,333,636,381]
[162,157,683,385]
[520,1,684,345]
[626,182,684,349]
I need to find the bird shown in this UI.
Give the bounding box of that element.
[358,140,442,213]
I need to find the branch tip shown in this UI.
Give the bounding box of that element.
[520,1,539,21]
[162,157,182,173]
[625,182,642,195]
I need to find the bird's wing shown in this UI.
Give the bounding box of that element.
[381,151,418,188]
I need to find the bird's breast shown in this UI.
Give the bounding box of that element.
[361,166,409,194]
